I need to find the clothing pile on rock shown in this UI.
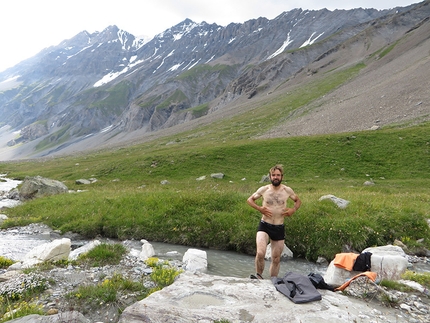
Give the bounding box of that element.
[333,251,376,291]
[333,252,372,271]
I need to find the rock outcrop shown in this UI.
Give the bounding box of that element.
[118,271,410,323]
[19,176,68,201]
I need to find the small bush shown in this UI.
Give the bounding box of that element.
[78,243,127,267]
[0,299,44,323]
[150,266,182,289]
[379,280,414,292]
[0,273,48,301]
[401,270,430,288]
[0,257,14,269]
[66,273,149,308]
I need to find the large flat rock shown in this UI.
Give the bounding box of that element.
[119,271,402,323]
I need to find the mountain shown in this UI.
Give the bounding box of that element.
[0,1,429,160]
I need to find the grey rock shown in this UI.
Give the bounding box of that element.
[211,173,225,179]
[19,176,68,201]
[7,311,90,323]
[319,194,350,209]
[118,271,413,323]
[75,179,91,185]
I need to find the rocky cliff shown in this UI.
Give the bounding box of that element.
[0,2,428,160]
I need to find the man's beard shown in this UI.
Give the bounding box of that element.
[271,179,282,187]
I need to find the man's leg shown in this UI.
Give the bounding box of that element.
[255,231,269,277]
[269,239,284,278]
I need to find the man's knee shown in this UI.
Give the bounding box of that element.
[271,255,281,264]
[256,250,266,259]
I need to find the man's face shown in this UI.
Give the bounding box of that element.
[270,169,283,187]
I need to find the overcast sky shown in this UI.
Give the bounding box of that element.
[0,0,420,72]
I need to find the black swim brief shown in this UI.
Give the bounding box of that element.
[257,220,285,241]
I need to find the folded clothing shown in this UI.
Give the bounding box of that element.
[334,253,359,271]
[334,271,377,291]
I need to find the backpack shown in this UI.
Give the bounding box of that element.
[272,272,322,304]
[307,272,335,291]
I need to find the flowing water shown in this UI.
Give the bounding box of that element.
[0,227,328,278]
[0,174,21,208]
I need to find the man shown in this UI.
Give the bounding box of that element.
[247,164,301,279]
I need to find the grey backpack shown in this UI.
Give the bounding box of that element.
[272,271,322,304]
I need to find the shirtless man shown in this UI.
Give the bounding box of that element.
[247,164,301,279]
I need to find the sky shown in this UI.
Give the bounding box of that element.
[0,0,420,73]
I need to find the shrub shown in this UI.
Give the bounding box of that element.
[0,257,14,269]
[77,243,127,267]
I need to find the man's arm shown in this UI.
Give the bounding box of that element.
[290,194,301,212]
[247,192,263,213]
[282,187,301,217]
[247,186,272,217]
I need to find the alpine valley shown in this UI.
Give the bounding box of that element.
[0,1,429,160]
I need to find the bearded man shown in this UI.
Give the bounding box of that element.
[246,164,301,279]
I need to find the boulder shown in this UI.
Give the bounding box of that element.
[139,241,155,260]
[9,238,71,269]
[75,179,91,185]
[118,271,402,323]
[265,243,293,260]
[324,245,409,287]
[324,259,362,287]
[69,240,101,260]
[260,174,270,183]
[319,194,350,209]
[363,245,408,280]
[210,173,225,179]
[19,176,68,201]
[182,248,207,272]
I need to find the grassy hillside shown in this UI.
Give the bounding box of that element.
[1,120,429,261]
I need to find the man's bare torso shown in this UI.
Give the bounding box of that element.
[253,184,294,225]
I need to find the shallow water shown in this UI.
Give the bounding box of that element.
[0,174,22,208]
[0,226,327,278]
[147,241,329,278]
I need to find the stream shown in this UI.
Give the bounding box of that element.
[0,226,328,278]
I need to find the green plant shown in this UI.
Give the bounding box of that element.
[144,257,163,268]
[401,270,430,288]
[0,299,44,323]
[379,280,415,292]
[66,273,149,309]
[0,256,14,269]
[0,273,48,321]
[0,273,48,301]
[150,266,182,289]
[77,243,127,267]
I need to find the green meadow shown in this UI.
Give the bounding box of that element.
[1,65,429,261]
[1,121,429,261]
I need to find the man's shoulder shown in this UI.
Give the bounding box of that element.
[257,184,271,192]
[281,184,294,192]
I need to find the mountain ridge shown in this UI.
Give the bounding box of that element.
[0,1,428,161]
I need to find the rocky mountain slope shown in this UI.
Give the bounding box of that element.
[0,1,429,161]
